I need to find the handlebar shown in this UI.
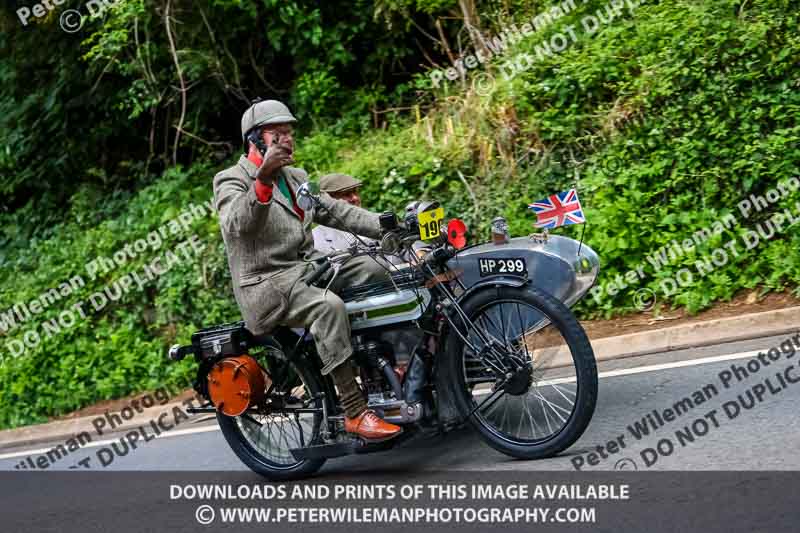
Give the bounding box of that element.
[168,344,196,361]
[298,208,455,289]
[422,245,457,266]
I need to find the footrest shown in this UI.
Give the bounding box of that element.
[290,430,413,461]
[290,441,360,461]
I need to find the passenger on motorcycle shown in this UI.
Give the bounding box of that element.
[312,173,428,265]
[311,173,377,253]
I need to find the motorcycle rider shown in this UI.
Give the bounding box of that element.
[213,99,402,441]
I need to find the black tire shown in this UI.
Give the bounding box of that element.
[217,356,328,481]
[444,283,597,459]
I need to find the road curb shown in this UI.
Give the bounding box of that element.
[0,395,207,456]
[3,306,800,454]
[591,306,800,363]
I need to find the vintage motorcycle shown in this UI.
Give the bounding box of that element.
[169,188,600,480]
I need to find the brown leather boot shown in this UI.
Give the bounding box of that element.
[344,409,402,442]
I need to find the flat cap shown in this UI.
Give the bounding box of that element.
[319,173,362,193]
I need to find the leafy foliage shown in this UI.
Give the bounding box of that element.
[0,0,462,211]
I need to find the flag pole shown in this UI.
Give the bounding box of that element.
[574,163,586,257]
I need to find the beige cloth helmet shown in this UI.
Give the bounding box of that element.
[240,99,297,141]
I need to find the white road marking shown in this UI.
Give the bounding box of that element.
[0,347,768,461]
[595,349,763,379]
[536,349,765,386]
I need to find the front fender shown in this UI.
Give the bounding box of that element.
[455,275,528,304]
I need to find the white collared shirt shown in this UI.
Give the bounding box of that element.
[313,225,419,266]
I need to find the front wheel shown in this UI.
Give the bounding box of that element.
[444,284,597,459]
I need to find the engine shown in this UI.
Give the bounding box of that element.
[351,329,427,425]
[352,335,397,397]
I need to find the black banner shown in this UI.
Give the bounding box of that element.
[1,471,795,532]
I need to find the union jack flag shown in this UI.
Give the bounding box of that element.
[528,188,585,229]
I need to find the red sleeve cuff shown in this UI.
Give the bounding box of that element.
[254,180,273,203]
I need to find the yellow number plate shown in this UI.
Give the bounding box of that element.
[418,207,445,241]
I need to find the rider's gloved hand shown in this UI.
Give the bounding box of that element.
[379,211,403,234]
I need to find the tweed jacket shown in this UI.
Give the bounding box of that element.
[213,155,382,334]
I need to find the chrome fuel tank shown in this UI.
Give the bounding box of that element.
[447,235,600,308]
[345,288,432,331]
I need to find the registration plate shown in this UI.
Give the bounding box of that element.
[478,257,527,277]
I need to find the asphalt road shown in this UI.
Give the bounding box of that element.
[3,333,800,474]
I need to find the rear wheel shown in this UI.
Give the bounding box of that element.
[217,354,328,480]
[445,284,597,459]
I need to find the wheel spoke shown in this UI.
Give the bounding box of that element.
[516,303,532,360]
[472,386,506,418]
[550,383,577,405]
[515,398,526,438]
[537,394,554,434]
[479,311,506,346]
[533,392,570,422]
[498,396,510,431]
[522,396,540,438]
[241,413,263,427]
